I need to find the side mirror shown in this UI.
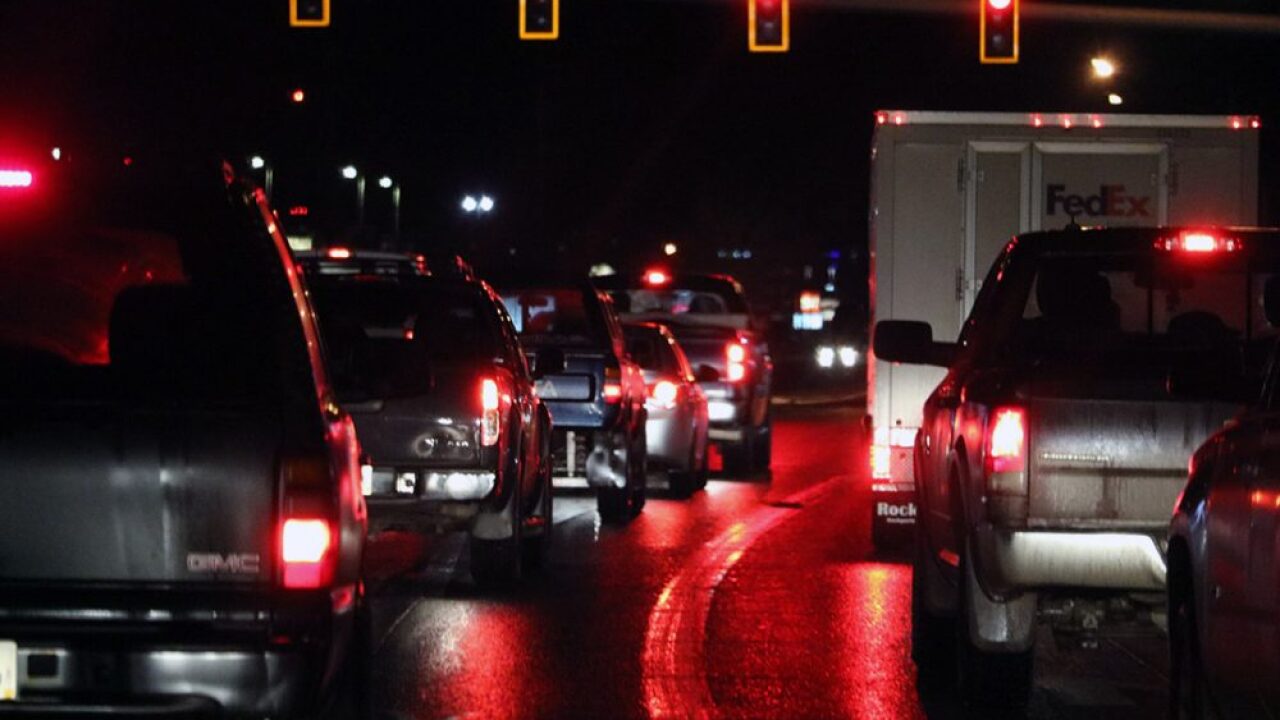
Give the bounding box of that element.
[873,320,956,367]
[533,348,566,378]
[695,365,721,383]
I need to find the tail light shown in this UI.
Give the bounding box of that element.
[648,379,680,410]
[279,457,336,589]
[280,519,333,588]
[1157,230,1242,254]
[984,406,1028,494]
[602,365,623,403]
[326,247,352,259]
[726,341,748,383]
[481,377,509,447]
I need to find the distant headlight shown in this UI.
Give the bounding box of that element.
[816,346,836,368]
[839,346,858,368]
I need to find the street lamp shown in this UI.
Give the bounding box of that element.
[1090,56,1116,79]
[341,166,366,224]
[1108,93,1124,106]
[663,242,678,256]
[461,195,479,213]
[249,155,273,200]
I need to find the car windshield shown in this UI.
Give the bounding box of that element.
[983,249,1280,394]
[501,288,607,347]
[309,279,505,397]
[0,173,311,406]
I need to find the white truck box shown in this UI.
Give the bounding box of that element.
[868,110,1259,533]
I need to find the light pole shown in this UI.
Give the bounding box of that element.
[378,176,401,239]
[250,155,274,201]
[342,165,366,225]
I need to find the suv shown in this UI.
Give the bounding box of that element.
[303,264,554,588]
[597,271,773,475]
[499,282,649,522]
[0,155,367,716]
[876,227,1271,709]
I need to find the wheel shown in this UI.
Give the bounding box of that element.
[910,534,955,680]
[753,415,773,470]
[721,432,754,477]
[471,477,524,588]
[1170,561,1214,720]
[629,427,647,516]
[956,550,1033,711]
[521,461,553,570]
[320,599,372,720]
[597,485,632,523]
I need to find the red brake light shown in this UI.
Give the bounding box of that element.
[327,247,352,259]
[644,269,670,286]
[1157,231,1242,254]
[0,169,33,188]
[726,342,748,383]
[985,407,1026,474]
[280,518,333,588]
[481,377,505,446]
[602,383,623,402]
[649,379,680,410]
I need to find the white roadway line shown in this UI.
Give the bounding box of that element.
[641,476,844,719]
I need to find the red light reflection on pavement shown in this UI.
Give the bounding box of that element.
[836,563,921,719]
[642,480,838,718]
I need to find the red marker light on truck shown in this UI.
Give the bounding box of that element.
[1157,231,1242,254]
[645,269,670,286]
[326,247,352,259]
[280,518,333,588]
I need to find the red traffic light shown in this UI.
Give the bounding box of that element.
[980,0,1018,64]
[291,88,306,104]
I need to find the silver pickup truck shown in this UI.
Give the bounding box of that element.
[875,227,1275,709]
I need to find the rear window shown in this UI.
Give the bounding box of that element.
[982,247,1280,392]
[625,328,678,374]
[0,167,315,406]
[500,288,608,348]
[309,279,505,397]
[609,287,748,316]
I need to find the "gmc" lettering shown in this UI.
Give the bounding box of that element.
[187,552,262,575]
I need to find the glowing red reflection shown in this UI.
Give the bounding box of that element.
[837,563,922,718]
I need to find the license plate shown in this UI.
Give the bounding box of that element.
[0,640,15,701]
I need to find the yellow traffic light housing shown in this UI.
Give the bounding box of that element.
[520,0,560,41]
[289,0,330,28]
[749,0,789,53]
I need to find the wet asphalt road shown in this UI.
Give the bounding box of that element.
[362,404,1171,719]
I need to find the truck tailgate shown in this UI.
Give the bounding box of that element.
[0,408,281,585]
[1028,398,1236,527]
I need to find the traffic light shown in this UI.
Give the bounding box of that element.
[980,0,1018,64]
[520,0,559,41]
[749,0,789,53]
[290,0,329,27]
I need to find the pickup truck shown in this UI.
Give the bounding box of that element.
[876,227,1268,709]
[597,271,773,475]
[499,281,649,522]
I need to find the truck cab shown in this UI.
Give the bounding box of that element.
[877,226,1276,709]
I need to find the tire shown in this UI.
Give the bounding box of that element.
[630,427,647,516]
[956,550,1033,711]
[521,461,553,570]
[1170,561,1215,720]
[597,485,632,523]
[321,600,372,720]
[668,431,699,499]
[721,433,754,477]
[753,415,773,470]
[910,535,955,680]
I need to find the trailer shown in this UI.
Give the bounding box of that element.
[867,110,1260,543]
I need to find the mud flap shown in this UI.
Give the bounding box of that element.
[472,478,519,541]
[964,545,1037,653]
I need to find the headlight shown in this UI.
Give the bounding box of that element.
[816,346,835,368]
[839,346,858,368]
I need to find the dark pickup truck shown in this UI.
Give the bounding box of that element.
[597,271,773,475]
[878,227,1270,710]
[0,154,368,717]
[499,282,649,522]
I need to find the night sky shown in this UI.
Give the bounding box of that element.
[4,0,1280,294]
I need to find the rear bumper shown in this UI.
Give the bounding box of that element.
[975,525,1167,594]
[0,646,310,717]
[367,495,482,534]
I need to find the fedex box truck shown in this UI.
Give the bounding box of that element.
[868,110,1259,542]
